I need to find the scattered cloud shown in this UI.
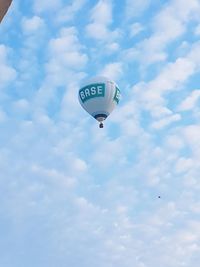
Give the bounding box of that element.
[55,0,87,23]
[33,0,63,14]
[194,23,200,35]
[21,16,45,35]
[125,0,150,19]
[124,0,200,66]
[131,42,200,123]
[47,27,88,75]
[178,90,200,111]
[86,0,119,41]
[129,22,144,37]
[100,62,123,81]
[0,45,17,88]
[151,113,181,129]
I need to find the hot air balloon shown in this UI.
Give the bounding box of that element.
[78,76,121,128]
[0,0,12,23]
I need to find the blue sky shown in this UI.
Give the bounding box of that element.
[1,0,200,266]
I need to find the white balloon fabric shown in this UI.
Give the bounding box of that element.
[78,76,121,128]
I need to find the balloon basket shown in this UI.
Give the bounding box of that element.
[99,122,104,128]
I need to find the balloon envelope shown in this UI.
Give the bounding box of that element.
[78,76,121,127]
[0,0,12,23]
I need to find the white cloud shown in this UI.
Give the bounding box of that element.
[129,22,144,37]
[124,0,200,66]
[32,164,77,189]
[105,42,120,53]
[86,0,119,41]
[0,44,8,62]
[175,157,194,173]
[16,15,48,95]
[152,57,195,90]
[182,125,200,150]
[151,113,181,129]
[21,16,45,34]
[91,137,125,168]
[165,135,184,151]
[90,0,112,24]
[73,158,88,172]
[33,0,63,13]
[47,27,88,74]
[131,43,200,120]
[56,0,87,23]
[194,24,200,35]
[125,0,150,19]
[151,107,173,119]
[32,26,88,123]
[0,108,7,123]
[178,90,200,111]
[100,62,123,81]
[0,65,16,86]
[33,26,88,115]
[0,45,17,88]
[86,23,107,40]
[12,99,30,114]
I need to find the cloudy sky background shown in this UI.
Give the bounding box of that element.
[1,0,200,266]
